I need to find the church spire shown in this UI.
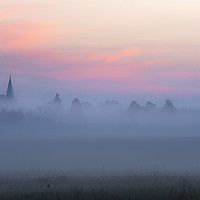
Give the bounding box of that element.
[6,74,15,99]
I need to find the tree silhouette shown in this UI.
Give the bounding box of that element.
[53,93,62,104]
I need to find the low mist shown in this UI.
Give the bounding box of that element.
[1,95,200,175]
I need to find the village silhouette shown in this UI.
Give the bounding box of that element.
[0,75,183,120]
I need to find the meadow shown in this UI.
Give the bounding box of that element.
[1,173,200,200]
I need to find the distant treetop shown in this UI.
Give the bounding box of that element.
[164,99,176,111]
[52,93,62,104]
[128,100,142,111]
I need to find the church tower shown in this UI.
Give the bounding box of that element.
[6,74,15,99]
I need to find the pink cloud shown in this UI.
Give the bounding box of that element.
[1,47,141,67]
[0,47,174,82]
[0,20,54,50]
[88,48,139,63]
[1,45,199,95]
[47,63,132,81]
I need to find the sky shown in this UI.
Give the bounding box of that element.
[0,0,200,107]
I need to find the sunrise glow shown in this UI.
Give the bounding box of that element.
[0,0,200,98]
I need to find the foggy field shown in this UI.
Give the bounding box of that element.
[1,174,200,200]
[0,111,200,173]
[1,138,200,174]
[1,110,200,199]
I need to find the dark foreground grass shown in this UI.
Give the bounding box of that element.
[1,174,200,200]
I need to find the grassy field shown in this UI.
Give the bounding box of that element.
[1,136,200,199]
[1,174,200,200]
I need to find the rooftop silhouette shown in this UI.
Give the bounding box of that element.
[0,75,15,101]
